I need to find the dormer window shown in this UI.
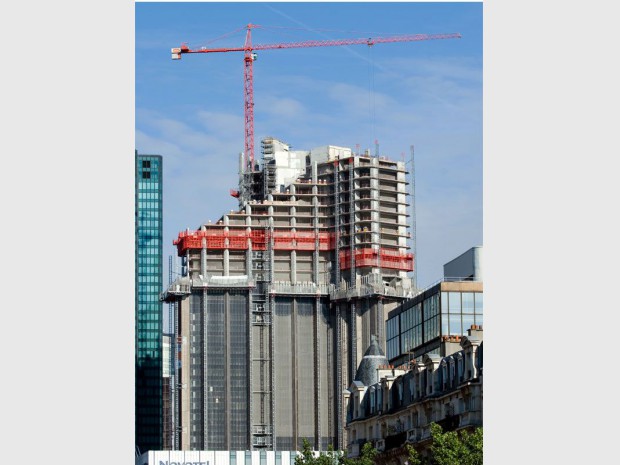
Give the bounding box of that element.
[450,361,456,388]
[426,369,433,395]
[370,389,375,412]
[442,364,448,390]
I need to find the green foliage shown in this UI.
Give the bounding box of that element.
[405,444,422,465]
[295,440,342,465]
[429,423,483,465]
[340,441,376,465]
[295,439,316,465]
[460,427,483,465]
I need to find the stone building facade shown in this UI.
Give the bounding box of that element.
[344,327,483,463]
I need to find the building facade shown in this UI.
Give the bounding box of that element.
[386,281,483,368]
[386,247,483,368]
[136,151,164,452]
[345,327,483,463]
[162,138,415,451]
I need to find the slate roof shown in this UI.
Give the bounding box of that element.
[354,335,388,387]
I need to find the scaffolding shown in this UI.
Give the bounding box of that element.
[250,226,273,449]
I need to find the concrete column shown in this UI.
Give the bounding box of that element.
[291,250,297,284]
[201,238,207,276]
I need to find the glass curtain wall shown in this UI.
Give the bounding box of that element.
[135,152,163,452]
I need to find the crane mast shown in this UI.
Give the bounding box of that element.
[172,24,461,182]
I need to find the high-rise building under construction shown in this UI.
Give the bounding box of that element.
[162,137,415,451]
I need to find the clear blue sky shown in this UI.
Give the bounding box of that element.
[136,1,483,289]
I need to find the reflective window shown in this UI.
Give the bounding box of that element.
[413,303,421,325]
[449,292,461,312]
[414,325,422,347]
[441,292,449,314]
[441,314,449,335]
[475,292,483,313]
[449,314,461,335]
[462,293,475,313]
[462,314,475,334]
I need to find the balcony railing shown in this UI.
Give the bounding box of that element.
[459,410,482,428]
[407,428,420,443]
[384,431,407,451]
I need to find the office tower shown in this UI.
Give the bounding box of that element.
[136,151,164,453]
[163,138,414,451]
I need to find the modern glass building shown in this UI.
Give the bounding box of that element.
[386,280,483,366]
[135,151,163,453]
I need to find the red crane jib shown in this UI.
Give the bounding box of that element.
[172,27,460,185]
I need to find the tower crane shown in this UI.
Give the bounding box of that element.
[171,24,460,173]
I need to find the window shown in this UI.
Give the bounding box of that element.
[142,160,151,168]
[449,314,461,335]
[462,314,475,335]
[449,292,461,312]
[462,292,475,313]
[474,292,483,313]
[441,292,449,314]
[142,171,151,179]
[442,365,448,389]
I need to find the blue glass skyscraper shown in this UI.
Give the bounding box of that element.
[135,151,163,453]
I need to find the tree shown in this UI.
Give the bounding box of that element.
[405,444,422,465]
[460,427,482,465]
[295,439,342,465]
[295,439,316,465]
[341,441,377,465]
[429,423,483,465]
